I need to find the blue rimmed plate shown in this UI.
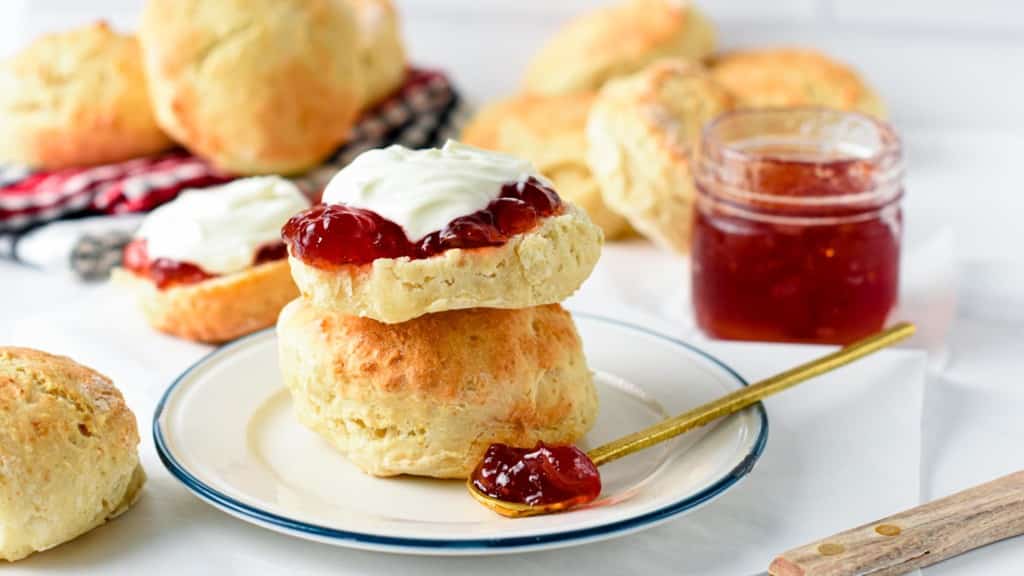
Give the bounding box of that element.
[153,313,767,555]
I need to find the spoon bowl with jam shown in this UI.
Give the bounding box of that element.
[468,322,915,518]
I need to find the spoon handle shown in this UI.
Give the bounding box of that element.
[586,322,916,467]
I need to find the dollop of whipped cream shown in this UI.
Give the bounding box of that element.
[136,177,310,275]
[322,140,544,241]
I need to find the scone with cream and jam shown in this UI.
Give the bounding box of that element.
[282,141,604,324]
[113,177,310,343]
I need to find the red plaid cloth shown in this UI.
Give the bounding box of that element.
[0,68,462,234]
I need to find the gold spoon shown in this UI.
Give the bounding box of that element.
[468,322,917,518]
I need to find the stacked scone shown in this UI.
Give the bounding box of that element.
[277,141,604,479]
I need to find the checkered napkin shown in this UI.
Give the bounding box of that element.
[0,68,466,280]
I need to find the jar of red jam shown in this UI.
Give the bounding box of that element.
[691,108,904,344]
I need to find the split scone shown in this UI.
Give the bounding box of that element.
[283,141,604,324]
[523,0,715,95]
[461,92,632,239]
[0,22,172,169]
[113,177,309,343]
[709,48,885,117]
[278,299,598,479]
[586,59,733,254]
[0,347,145,561]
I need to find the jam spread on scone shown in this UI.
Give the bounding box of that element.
[470,442,601,507]
[123,239,287,289]
[283,141,564,268]
[282,177,561,267]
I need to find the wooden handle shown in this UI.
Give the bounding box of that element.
[769,471,1024,576]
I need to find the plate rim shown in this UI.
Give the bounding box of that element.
[153,312,769,551]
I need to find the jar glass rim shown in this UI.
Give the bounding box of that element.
[697,107,904,209]
[701,107,902,165]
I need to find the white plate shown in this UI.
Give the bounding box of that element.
[154,313,767,555]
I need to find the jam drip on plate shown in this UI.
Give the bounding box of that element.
[122,239,287,289]
[281,177,562,267]
[470,442,602,508]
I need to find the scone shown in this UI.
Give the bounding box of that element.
[278,300,598,479]
[283,141,603,324]
[114,177,309,343]
[709,48,885,117]
[461,93,632,239]
[586,59,733,253]
[349,0,406,107]
[139,0,363,174]
[0,348,144,562]
[523,0,715,95]
[0,22,172,169]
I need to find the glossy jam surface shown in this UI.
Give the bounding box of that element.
[470,442,602,508]
[122,239,287,289]
[282,178,561,267]
[692,135,902,345]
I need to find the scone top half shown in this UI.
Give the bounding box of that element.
[282,141,604,323]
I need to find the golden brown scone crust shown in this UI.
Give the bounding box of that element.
[0,22,173,169]
[523,0,715,95]
[278,300,598,479]
[586,59,733,253]
[462,93,632,239]
[139,0,362,175]
[288,205,603,324]
[0,348,143,561]
[709,48,885,117]
[349,0,406,107]
[112,259,298,344]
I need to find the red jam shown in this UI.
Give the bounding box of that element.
[470,442,602,508]
[692,109,904,344]
[122,239,287,289]
[281,177,562,267]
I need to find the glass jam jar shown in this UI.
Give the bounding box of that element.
[691,108,904,344]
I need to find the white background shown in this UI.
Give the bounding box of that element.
[2,1,1023,574]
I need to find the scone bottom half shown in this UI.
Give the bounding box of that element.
[0,347,144,561]
[277,300,599,479]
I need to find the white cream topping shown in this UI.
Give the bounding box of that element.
[321,140,543,241]
[136,177,310,275]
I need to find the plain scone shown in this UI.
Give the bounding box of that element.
[139,0,363,175]
[0,348,144,562]
[288,204,603,324]
[278,300,598,479]
[461,92,632,239]
[112,260,298,344]
[587,59,733,253]
[523,0,715,95]
[0,22,172,169]
[709,48,885,117]
[349,0,406,107]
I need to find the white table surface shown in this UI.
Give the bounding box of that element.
[2,1,1024,573]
